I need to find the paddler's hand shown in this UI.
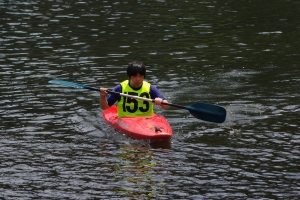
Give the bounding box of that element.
[154,98,163,105]
[99,88,110,110]
[100,87,108,98]
[154,98,169,110]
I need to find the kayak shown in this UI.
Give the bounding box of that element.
[102,105,172,141]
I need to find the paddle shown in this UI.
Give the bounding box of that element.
[49,80,227,123]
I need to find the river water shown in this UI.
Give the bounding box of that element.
[1,0,299,199]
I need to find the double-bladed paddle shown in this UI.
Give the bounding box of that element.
[49,80,226,123]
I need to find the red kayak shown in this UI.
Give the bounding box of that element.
[102,105,172,141]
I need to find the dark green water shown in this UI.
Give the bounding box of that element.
[1,0,299,199]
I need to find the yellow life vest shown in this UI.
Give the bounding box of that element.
[117,80,154,118]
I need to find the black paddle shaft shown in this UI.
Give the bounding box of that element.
[49,80,227,123]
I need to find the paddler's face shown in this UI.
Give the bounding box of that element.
[129,73,144,88]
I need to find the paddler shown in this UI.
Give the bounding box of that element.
[100,61,169,117]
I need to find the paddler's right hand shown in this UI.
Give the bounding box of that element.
[99,88,110,110]
[100,87,108,98]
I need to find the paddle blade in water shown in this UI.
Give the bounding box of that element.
[186,102,226,123]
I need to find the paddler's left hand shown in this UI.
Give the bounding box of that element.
[154,98,169,110]
[154,98,163,105]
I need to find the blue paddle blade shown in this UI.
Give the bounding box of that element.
[186,102,226,123]
[49,80,91,89]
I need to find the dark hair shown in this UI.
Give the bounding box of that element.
[127,61,146,78]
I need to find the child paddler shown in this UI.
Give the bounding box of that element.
[100,61,169,118]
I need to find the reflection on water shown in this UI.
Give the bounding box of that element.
[1,0,300,199]
[113,143,168,198]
